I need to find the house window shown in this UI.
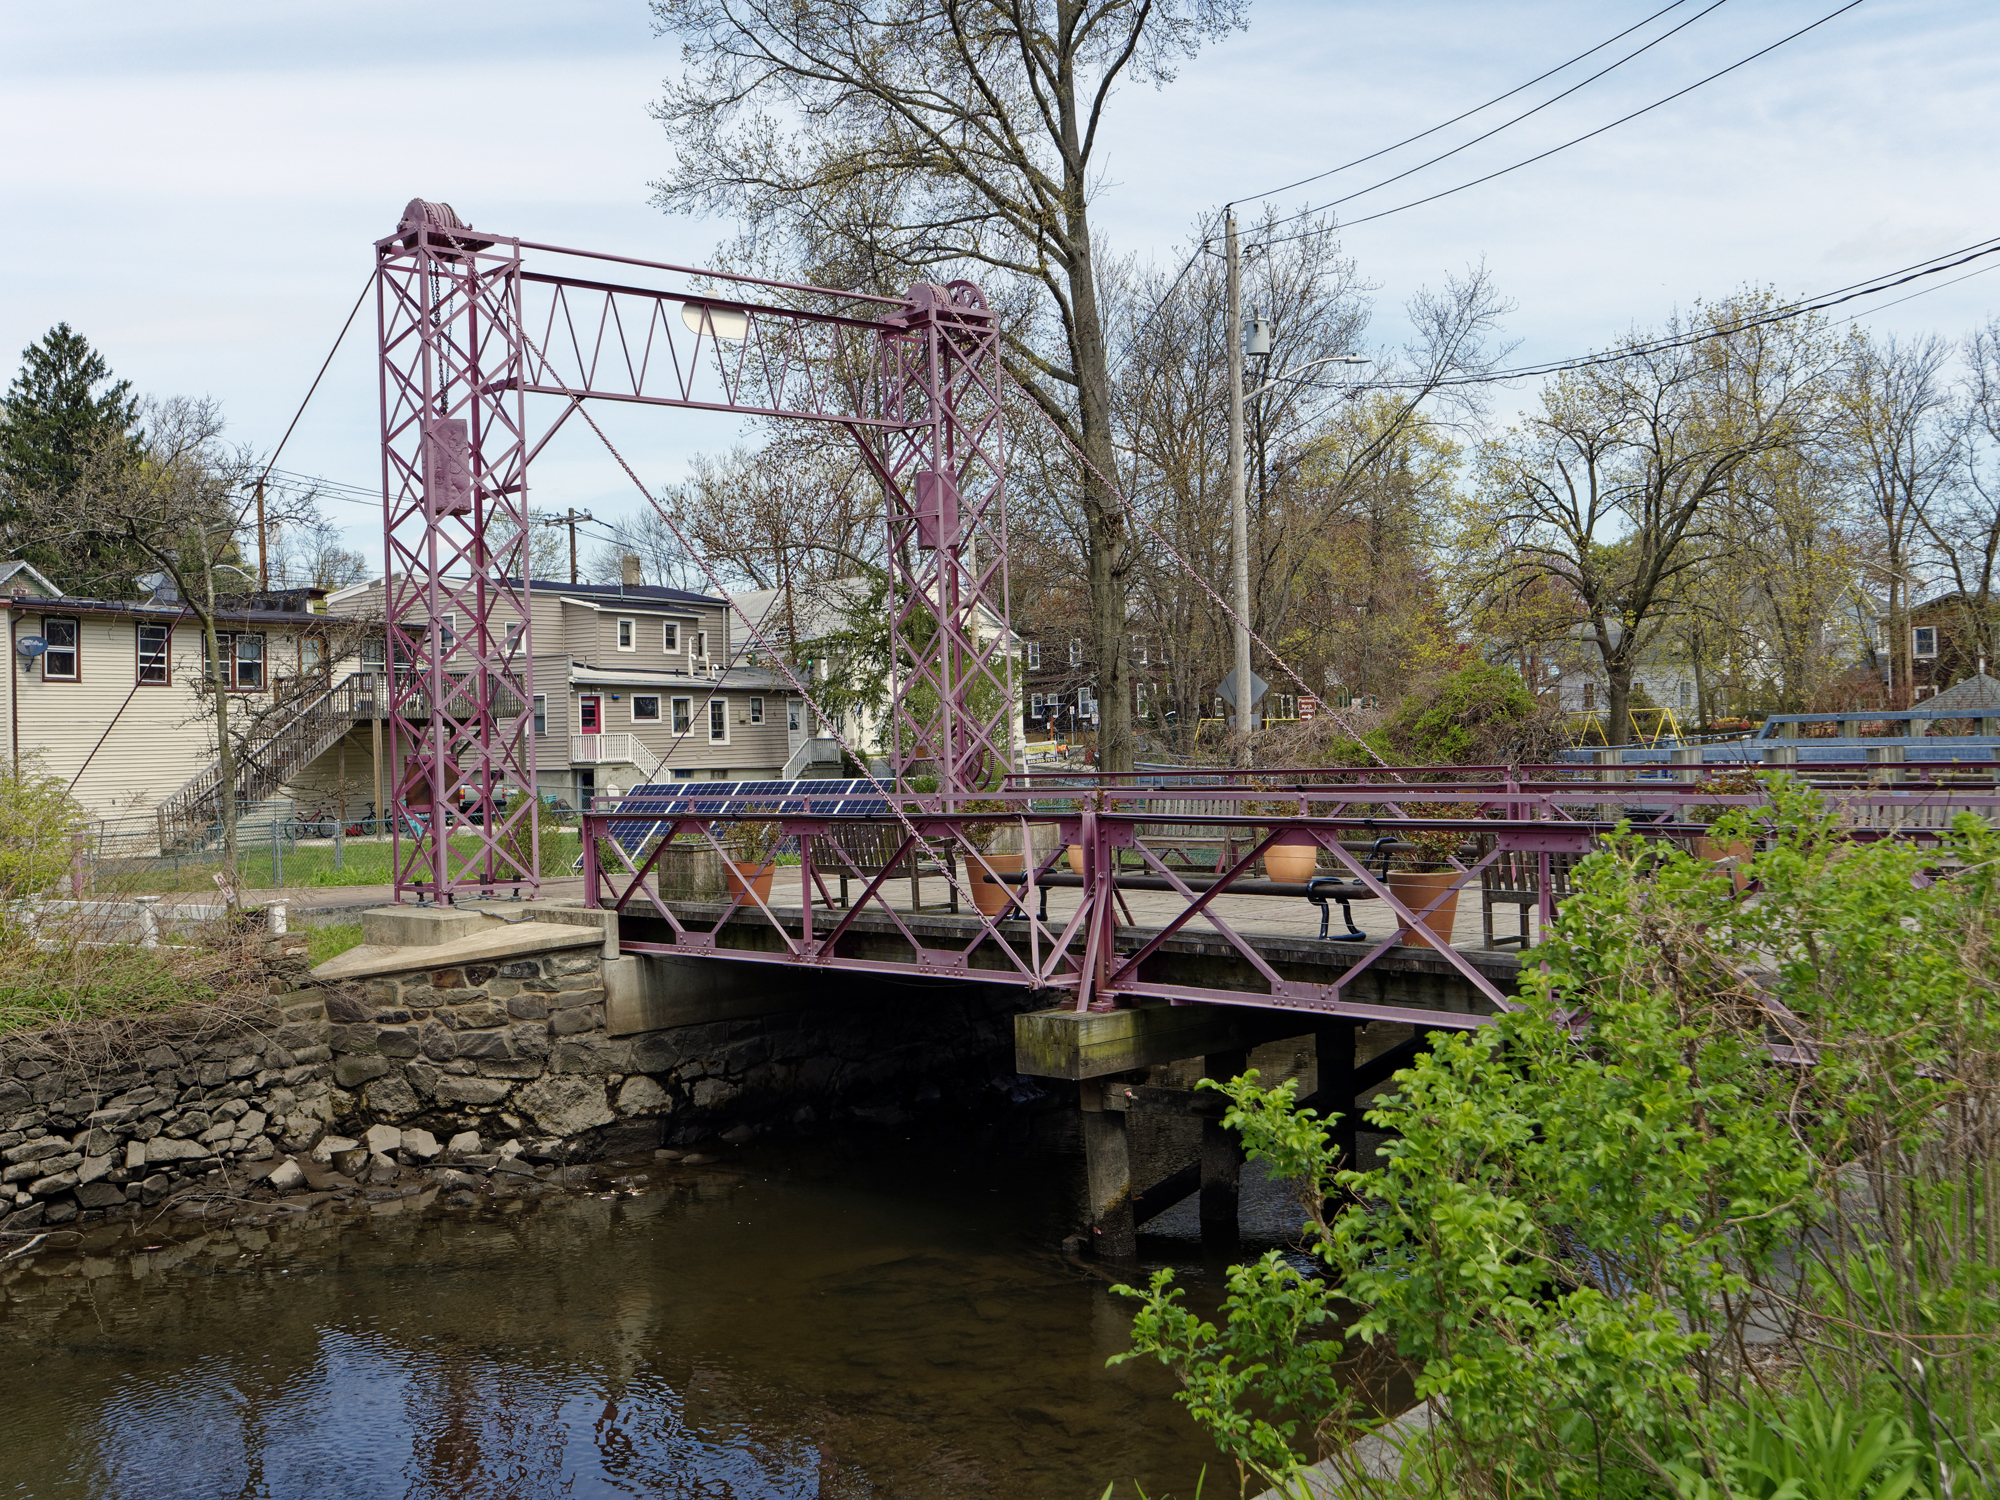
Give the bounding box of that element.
[1133,637,1148,666]
[504,621,524,655]
[41,617,78,681]
[362,638,386,669]
[1678,681,1693,708]
[136,623,170,686]
[532,694,548,736]
[748,696,764,725]
[788,702,801,732]
[1068,638,1082,667]
[1913,626,1939,659]
[662,622,679,652]
[1135,683,1149,714]
[694,630,708,660]
[632,694,661,723]
[672,697,692,733]
[207,632,267,690]
[300,636,325,676]
[1031,693,1045,715]
[617,617,635,651]
[708,698,728,742]
[234,633,265,689]
[1025,641,1041,671]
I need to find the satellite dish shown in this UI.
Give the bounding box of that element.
[16,635,46,657]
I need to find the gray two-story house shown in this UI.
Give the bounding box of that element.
[328,561,811,808]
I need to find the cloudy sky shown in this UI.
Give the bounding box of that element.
[4,0,1997,576]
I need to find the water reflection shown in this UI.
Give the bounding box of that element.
[0,1121,1226,1499]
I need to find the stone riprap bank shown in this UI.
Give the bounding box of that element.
[1,901,1029,1232]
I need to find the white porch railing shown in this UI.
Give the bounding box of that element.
[571,733,665,781]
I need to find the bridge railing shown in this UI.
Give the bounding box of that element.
[580,768,2000,1027]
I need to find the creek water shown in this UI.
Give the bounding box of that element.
[0,1113,1241,1499]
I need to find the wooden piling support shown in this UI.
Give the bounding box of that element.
[1079,1087,1136,1260]
[1200,1048,1248,1251]
[1315,1020,1359,1173]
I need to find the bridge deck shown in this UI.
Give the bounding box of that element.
[613,870,1524,1035]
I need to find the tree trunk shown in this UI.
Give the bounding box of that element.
[1606,660,1634,752]
[202,611,238,902]
[1063,147,1129,773]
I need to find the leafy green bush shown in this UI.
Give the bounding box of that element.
[1376,661,1550,766]
[1118,780,2000,1498]
[0,761,84,906]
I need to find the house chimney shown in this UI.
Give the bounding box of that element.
[621,554,643,588]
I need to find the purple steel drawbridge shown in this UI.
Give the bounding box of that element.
[376,199,1015,903]
[376,201,2000,1028]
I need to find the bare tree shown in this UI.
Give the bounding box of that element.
[649,0,1247,773]
[64,398,261,893]
[1921,318,2000,674]
[1838,330,1959,705]
[269,496,370,591]
[1471,297,1827,747]
[1105,213,1505,746]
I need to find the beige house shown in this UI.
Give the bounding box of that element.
[326,564,811,808]
[2,563,379,847]
[3,553,815,851]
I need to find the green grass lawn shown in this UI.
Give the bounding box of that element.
[94,828,586,894]
[306,920,365,965]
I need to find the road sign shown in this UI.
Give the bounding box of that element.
[1298,694,1320,721]
[1216,668,1267,713]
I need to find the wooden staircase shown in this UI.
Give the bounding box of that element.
[155,673,380,853]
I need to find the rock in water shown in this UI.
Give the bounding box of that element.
[400,1129,442,1162]
[265,1158,306,1193]
[363,1124,403,1157]
[312,1135,358,1165]
[445,1130,482,1160]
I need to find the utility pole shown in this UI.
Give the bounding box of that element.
[1225,209,1253,766]
[255,478,268,591]
[540,507,593,584]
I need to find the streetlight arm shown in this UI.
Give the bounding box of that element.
[1246,354,1370,402]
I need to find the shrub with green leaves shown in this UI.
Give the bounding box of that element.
[1118,780,2000,1499]
[0,762,84,908]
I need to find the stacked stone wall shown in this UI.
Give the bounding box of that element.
[1,946,1030,1232]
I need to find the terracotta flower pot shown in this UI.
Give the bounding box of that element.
[1387,868,1462,950]
[724,859,775,904]
[1067,844,1087,877]
[1262,842,1319,884]
[968,850,1024,916]
[1694,836,1752,892]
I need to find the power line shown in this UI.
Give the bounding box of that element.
[1836,260,2000,326]
[1249,0,1733,236]
[1340,235,2000,391]
[1252,0,1868,248]
[1236,0,1703,206]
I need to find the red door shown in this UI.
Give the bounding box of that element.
[580,695,601,734]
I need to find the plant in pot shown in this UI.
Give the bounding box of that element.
[724,805,784,903]
[1691,769,1760,861]
[1386,807,1479,949]
[959,798,1022,916]
[1247,796,1319,884]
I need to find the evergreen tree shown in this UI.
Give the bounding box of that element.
[0,323,144,593]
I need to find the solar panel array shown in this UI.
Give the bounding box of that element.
[594,778,893,855]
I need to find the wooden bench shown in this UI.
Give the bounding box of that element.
[809,822,962,913]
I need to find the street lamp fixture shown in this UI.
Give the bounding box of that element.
[1246,353,1371,403]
